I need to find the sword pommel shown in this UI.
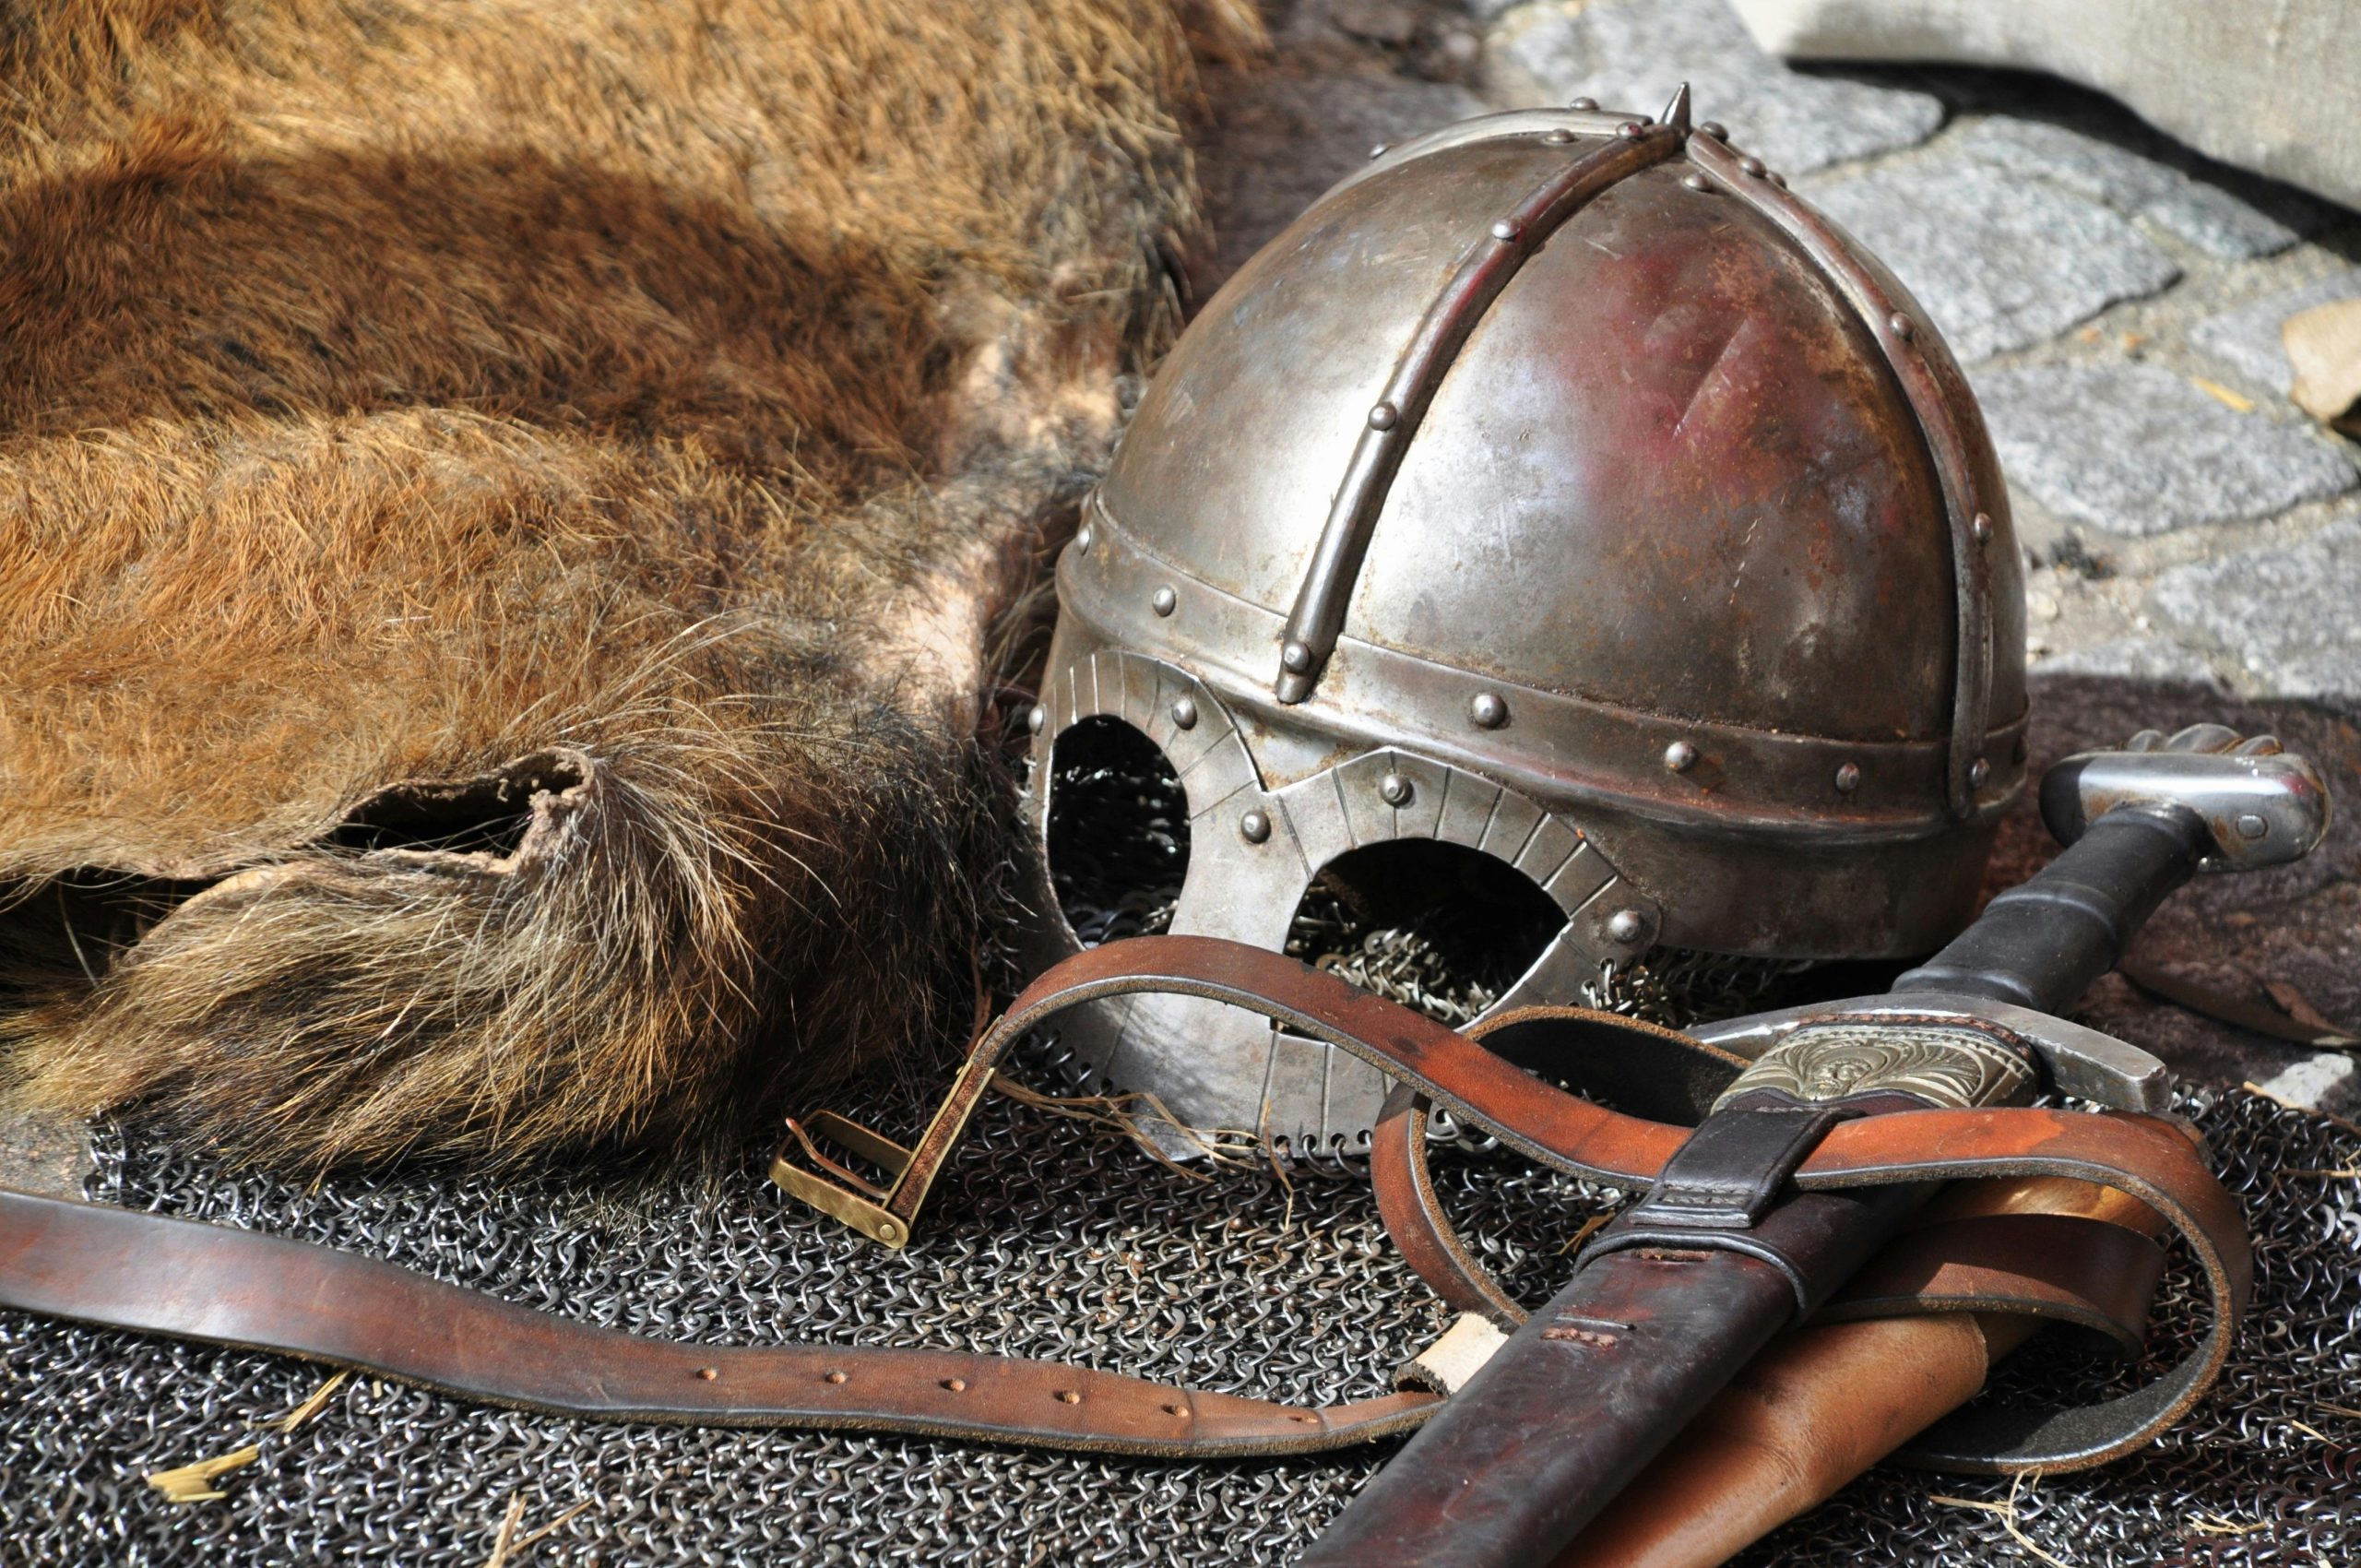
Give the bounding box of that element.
[2041,724,2330,872]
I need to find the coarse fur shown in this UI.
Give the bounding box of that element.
[0,0,1261,1170]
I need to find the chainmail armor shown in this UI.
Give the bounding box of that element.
[3,1077,2355,1565]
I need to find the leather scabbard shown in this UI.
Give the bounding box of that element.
[0,935,2249,1473]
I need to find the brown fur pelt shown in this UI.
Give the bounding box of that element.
[0,0,1259,1171]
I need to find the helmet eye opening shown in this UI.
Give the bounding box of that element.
[1044,715,1189,948]
[1284,839,1563,1028]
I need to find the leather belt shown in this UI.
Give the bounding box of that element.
[0,935,2248,1472]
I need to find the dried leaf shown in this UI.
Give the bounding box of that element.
[2262,980,2341,1035]
[2283,297,2361,428]
[144,1444,260,1503]
[2123,957,2358,1048]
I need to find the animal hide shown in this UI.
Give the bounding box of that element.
[0,0,1257,1170]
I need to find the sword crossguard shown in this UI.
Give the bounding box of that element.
[2042,725,2331,873]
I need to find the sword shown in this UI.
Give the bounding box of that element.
[1303,725,2329,1568]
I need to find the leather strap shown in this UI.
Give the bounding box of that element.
[0,935,2248,1474]
[1821,1213,2167,1356]
[0,1188,1437,1457]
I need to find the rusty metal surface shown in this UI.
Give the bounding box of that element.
[1029,95,2029,1142]
[1681,130,2025,819]
[1273,123,1682,703]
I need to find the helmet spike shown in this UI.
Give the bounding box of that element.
[1657,82,1692,134]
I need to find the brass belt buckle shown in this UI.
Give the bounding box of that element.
[769,1050,1000,1248]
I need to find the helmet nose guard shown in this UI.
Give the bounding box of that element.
[1018,96,2027,1152]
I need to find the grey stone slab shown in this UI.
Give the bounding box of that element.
[2254,1051,2357,1111]
[2152,517,2361,699]
[1978,363,2356,537]
[1948,117,2310,260]
[1809,156,2179,362]
[2032,636,2225,686]
[2189,268,2361,397]
[1489,0,1941,174]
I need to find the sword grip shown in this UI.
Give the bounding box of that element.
[1891,803,2208,1016]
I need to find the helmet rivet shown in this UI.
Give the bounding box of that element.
[1606,909,1646,945]
[1664,741,1699,773]
[1369,143,1389,160]
[1240,809,1272,845]
[1075,524,1095,553]
[1279,639,1313,674]
[1681,172,1711,193]
[1888,312,1915,340]
[1489,219,1521,242]
[1543,127,1576,145]
[1768,172,1787,189]
[1700,121,1728,138]
[1833,761,1861,793]
[1969,757,1992,789]
[1569,97,1598,111]
[1151,586,1177,616]
[1469,692,1508,729]
[1378,773,1413,807]
[1368,401,1399,431]
[1971,511,1994,544]
[1617,121,1643,139]
[2236,813,2269,840]
[1169,695,1198,731]
[1027,704,1049,735]
[1739,156,1767,177]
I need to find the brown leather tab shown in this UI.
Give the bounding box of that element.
[1819,1212,2166,1354]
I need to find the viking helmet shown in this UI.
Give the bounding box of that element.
[1018,91,2027,1153]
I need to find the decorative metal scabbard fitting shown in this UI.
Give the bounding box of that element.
[1712,1022,2037,1112]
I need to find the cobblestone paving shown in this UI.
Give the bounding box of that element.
[1464,0,2361,715]
[1212,0,2361,714]
[1201,0,2361,1123]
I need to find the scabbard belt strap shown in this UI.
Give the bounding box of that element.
[0,935,2248,1472]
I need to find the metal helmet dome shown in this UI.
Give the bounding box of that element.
[1017,89,2027,1153]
